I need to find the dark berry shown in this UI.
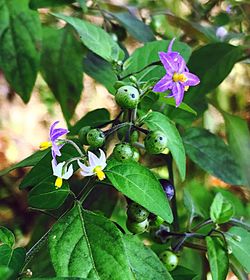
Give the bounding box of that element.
[159,179,175,201]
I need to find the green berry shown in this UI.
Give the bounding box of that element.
[87,128,105,148]
[126,218,149,234]
[115,86,139,109]
[131,147,140,162]
[159,250,178,272]
[79,126,91,145]
[113,143,133,161]
[127,202,149,222]
[144,131,168,154]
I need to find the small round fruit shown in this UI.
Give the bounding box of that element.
[115,86,139,109]
[159,179,175,201]
[144,131,168,154]
[113,143,133,161]
[127,202,149,222]
[159,250,178,272]
[131,147,140,162]
[79,126,91,145]
[86,128,105,148]
[126,218,149,234]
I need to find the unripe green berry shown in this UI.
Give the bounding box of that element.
[87,128,105,148]
[115,86,139,109]
[126,218,149,234]
[79,126,91,145]
[113,143,133,161]
[129,75,137,83]
[144,131,168,154]
[159,250,178,272]
[127,202,149,222]
[131,147,140,162]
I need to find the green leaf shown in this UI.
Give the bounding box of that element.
[123,235,173,280]
[40,26,83,121]
[171,266,197,280]
[52,13,124,62]
[226,227,250,273]
[83,51,117,94]
[210,193,234,224]
[143,111,186,181]
[109,11,155,43]
[183,189,204,221]
[0,150,49,176]
[0,0,41,102]
[122,39,192,77]
[30,0,75,9]
[24,278,87,280]
[0,245,25,280]
[183,128,243,185]
[0,227,15,248]
[223,112,250,187]
[206,236,229,280]
[48,203,133,279]
[106,159,173,223]
[20,144,80,189]
[28,178,70,210]
[0,266,13,280]
[69,108,110,135]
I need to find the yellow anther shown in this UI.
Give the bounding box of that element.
[39,141,52,150]
[184,86,189,91]
[172,73,187,83]
[55,177,63,189]
[94,166,105,181]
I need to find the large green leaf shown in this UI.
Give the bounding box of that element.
[206,236,229,280]
[0,245,25,280]
[0,0,41,102]
[48,203,133,279]
[69,109,110,135]
[109,11,155,43]
[183,127,243,185]
[122,40,192,77]
[226,227,250,273]
[83,52,117,94]
[106,159,173,223]
[223,112,250,187]
[123,235,173,280]
[28,178,70,209]
[30,0,75,9]
[143,111,186,181]
[0,266,13,280]
[20,144,80,189]
[52,13,124,62]
[171,266,197,280]
[210,193,234,224]
[0,150,49,176]
[0,227,15,248]
[40,26,83,121]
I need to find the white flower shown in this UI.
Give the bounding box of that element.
[52,160,73,189]
[78,149,107,181]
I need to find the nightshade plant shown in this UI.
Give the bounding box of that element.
[0,1,250,280]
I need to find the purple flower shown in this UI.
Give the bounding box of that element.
[226,4,232,14]
[39,121,69,161]
[153,39,200,107]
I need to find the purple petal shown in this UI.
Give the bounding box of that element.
[153,75,173,93]
[52,142,61,157]
[50,121,60,137]
[178,56,187,73]
[159,52,177,73]
[167,38,176,53]
[49,121,68,142]
[171,83,185,107]
[182,72,200,86]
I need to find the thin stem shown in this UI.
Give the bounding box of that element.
[27,208,58,220]
[133,125,149,135]
[104,122,130,138]
[192,219,214,232]
[64,156,85,170]
[78,177,96,203]
[64,139,85,157]
[183,241,207,252]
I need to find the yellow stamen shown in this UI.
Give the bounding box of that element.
[172,73,187,83]
[55,177,63,189]
[39,141,52,150]
[93,166,105,181]
[184,86,189,91]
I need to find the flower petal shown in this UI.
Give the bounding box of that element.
[51,128,69,142]
[167,38,176,53]
[182,72,200,86]
[98,149,107,169]
[78,160,93,174]
[153,75,173,93]
[63,164,74,179]
[52,160,65,177]
[172,83,185,107]
[50,121,60,138]
[88,151,100,167]
[159,52,177,72]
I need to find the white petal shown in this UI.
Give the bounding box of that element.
[98,149,107,169]
[80,170,94,177]
[88,151,100,167]
[52,160,65,177]
[63,164,74,179]
[78,160,93,173]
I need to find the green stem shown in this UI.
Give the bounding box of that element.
[78,177,96,204]
[64,139,85,157]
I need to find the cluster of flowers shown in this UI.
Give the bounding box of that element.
[39,121,107,189]
[153,38,200,107]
